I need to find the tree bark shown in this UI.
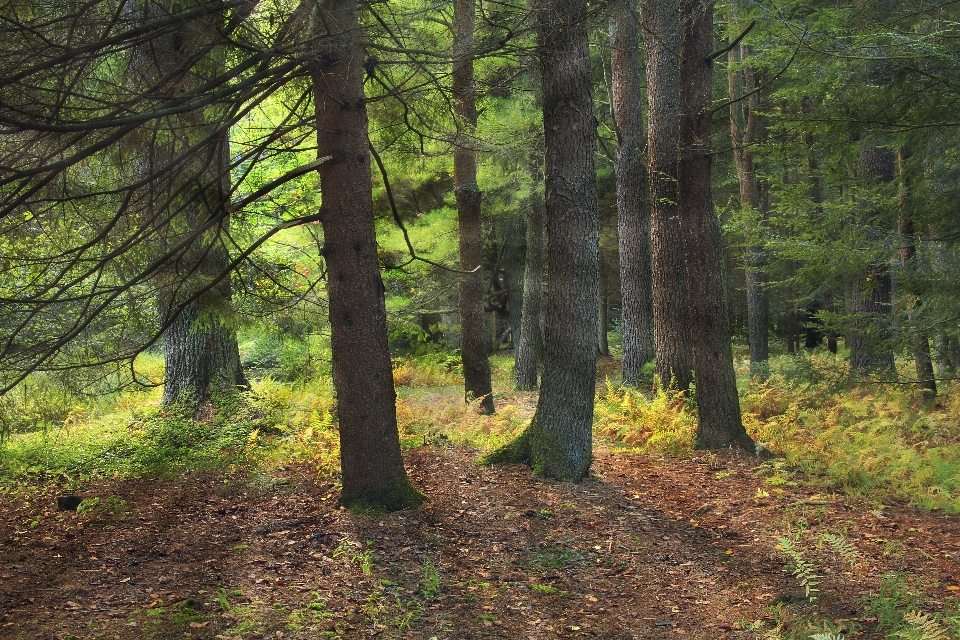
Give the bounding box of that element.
[453,0,495,413]
[609,0,654,385]
[312,0,424,512]
[127,0,246,408]
[504,215,525,352]
[727,34,768,378]
[849,136,896,375]
[897,148,936,397]
[641,0,693,392]
[515,166,545,390]
[678,0,752,450]
[483,0,598,481]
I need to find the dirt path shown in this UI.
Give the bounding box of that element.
[2,446,958,639]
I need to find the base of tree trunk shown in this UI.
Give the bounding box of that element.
[478,417,590,482]
[337,476,426,514]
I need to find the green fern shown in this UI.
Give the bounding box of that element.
[821,533,860,567]
[896,611,951,640]
[777,536,821,601]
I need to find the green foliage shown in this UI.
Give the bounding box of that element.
[420,557,441,599]
[777,535,822,601]
[593,381,696,456]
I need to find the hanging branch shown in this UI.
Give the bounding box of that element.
[368,140,480,274]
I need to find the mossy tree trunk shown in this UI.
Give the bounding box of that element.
[482,0,598,482]
[678,0,753,450]
[312,0,424,512]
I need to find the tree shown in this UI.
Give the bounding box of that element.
[482,0,598,481]
[453,0,495,413]
[849,135,896,375]
[726,21,768,378]
[609,0,654,385]
[125,0,247,407]
[678,0,752,450]
[311,0,424,511]
[641,0,694,392]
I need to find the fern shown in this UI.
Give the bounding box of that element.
[777,536,821,601]
[821,533,860,567]
[810,634,845,640]
[896,612,951,640]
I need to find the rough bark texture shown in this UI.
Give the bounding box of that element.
[483,0,598,481]
[727,37,768,378]
[849,138,896,374]
[128,0,246,407]
[453,0,495,413]
[610,0,654,384]
[678,0,752,450]
[516,159,545,391]
[641,0,693,392]
[312,0,424,512]
[897,149,936,398]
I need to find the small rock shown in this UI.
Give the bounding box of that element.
[57,496,84,511]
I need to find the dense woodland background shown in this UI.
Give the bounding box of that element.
[2,1,960,637]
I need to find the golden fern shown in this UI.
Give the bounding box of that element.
[895,611,951,640]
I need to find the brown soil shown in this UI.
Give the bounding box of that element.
[2,445,958,640]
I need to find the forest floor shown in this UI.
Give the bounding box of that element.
[2,413,959,640]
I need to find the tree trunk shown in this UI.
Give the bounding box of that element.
[127,0,245,408]
[312,0,424,512]
[516,159,545,391]
[609,0,654,385]
[727,34,768,378]
[483,0,599,481]
[641,0,693,392]
[598,256,610,357]
[453,0,495,413]
[678,0,752,450]
[504,215,525,352]
[897,149,936,397]
[849,137,896,375]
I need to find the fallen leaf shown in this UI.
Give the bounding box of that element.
[189,621,209,628]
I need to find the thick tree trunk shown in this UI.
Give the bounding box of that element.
[727,35,768,378]
[609,0,654,384]
[483,0,598,481]
[678,0,752,450]
[453,0,495,413]
[849,137,896,375]
[127,0,245,407]
[897,149,936,398]
[312,0,424,512]
[641,0,693,392]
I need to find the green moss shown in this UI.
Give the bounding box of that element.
[479,417,590,482]
[337,476,426,514]
[477,423,531,466]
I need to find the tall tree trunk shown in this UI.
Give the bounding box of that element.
[504,215,524,352]
[897,148,936,397]
[598,255,610,357]
[312,0,424,512]
[641,0,693,392]
[849,136,896,375]
[727,33,768,378]
[678,0,752,450]
[127,0,245,408]
[609,0,653,385]
[483,0,599,481]
[453,0,495,413]
[516,165,545,390]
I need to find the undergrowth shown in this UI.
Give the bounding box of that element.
[595,353,960,513]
